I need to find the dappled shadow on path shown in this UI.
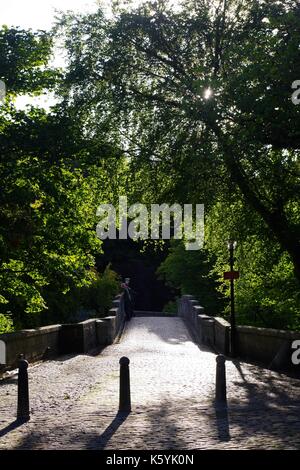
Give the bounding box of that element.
[232,360,247,382]
[5,352,300,450]
[0,419,25,438]
[214,403,230,442]
[9,389,300,450]
[230,360,300,409]
[0,376,18,388]
[88,411,130,449]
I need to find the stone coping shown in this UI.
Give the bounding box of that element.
[214,317,230,328]
[108,308,118,315]
[0,324,62,341]
[134,311,177,317]
[201,318,215,324]
[237,325,300,339]
[0,318,110,342]
[183,295,300,338]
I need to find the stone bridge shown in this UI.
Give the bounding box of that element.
[0,300,300,449]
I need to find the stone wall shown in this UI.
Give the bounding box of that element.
[134,311,177,317]
[0,294,126,370]
[0,325,61,369]
[236,325,300,365]
[178,295,300,370]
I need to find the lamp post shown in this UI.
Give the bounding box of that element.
[227,240,237,357]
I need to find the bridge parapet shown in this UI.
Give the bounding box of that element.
[0,294,126,372]
[179,295,300,370]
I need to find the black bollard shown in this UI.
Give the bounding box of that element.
[17,355,30,421]
[215,354,227,405]
[119,357,131,412]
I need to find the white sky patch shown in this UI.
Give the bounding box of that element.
[1,1,100,30]
[204,88,213,100]
[1,1,100,109]
[1,1,183,109]
[14,92,57,111]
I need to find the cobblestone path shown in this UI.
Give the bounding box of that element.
[0,317,300,449]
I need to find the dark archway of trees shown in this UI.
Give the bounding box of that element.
[97,239,177,311]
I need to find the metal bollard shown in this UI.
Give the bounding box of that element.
[17,355,30,421]
[119,357,131,412]
[215,354,227,404]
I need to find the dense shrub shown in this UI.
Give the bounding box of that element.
[205,201,300,331]
[78,265,121,317]
[1,265,121,331]
[0,313,14,334]
[158,241,225,316]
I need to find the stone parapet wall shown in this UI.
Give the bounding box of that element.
[0,294,126,370]
[236,325,300,364]
[178,295,300,370]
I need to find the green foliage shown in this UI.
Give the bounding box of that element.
[1,3,300,334]
[205,199,300,329]
[162,300,178,315]
[57,0,300,281]
[56,0,300,331]
[158,241,225,315]
[0,26,126,330]
[0,314,14,334]
[42,265,121,325]
[0,26,59,95]
[78,265,121,317]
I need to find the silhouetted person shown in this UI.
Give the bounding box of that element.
[122,278,135,321]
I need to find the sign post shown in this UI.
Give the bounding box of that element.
[225,241,239,357]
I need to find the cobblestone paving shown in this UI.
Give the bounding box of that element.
[0,317,300,449]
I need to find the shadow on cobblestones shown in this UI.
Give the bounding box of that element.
[142,401,187,449]
[1,317,300,450]
[214,404,230,442]
[2,395,300,449]
[0,376,18,387]
[231,361,300,408]
[0,420,23,438]
[89,411,130,449]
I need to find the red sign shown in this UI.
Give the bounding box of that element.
[224,271,240,281]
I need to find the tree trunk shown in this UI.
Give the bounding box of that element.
[225,149,300,282]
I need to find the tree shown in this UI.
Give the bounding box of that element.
[58,0,300,281]
[0,27,125,330]
[157,240,225,315]
[0,26,58,94]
